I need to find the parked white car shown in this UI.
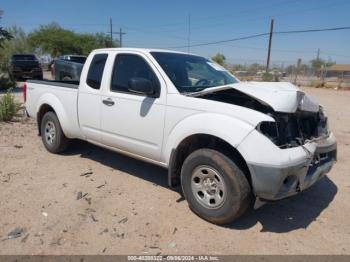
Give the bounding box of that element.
[25,48,337,224]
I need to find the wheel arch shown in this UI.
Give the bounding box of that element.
[37,103,56,135]
[36,94,69,137]
[168,133,252,190]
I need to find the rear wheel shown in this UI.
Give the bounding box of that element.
[40,112,69,153]
[181,149,252,225]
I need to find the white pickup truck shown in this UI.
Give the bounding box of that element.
[25,48,337,224]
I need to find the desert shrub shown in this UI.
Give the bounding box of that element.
[310,80,324,88]
[338,82,350,89]
[0,64,16,90]
[240,76,254,81]
[324,82,338,89]
[262,72,273,82]
[0,90,19,121]
[0,74,16,90]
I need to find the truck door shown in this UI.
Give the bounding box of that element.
[100,52,166,161]
[78,53,108,143]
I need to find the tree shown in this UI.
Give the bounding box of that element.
[211,53,226,66]
[28,23,80,57]
[247,63,262,75]
[0,26,33,62]
[28,23,115,57]
[0,11,16,90]
[0,11,12,48]
[310,58,335,76]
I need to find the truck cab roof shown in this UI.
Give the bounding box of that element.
[92,47,192,55]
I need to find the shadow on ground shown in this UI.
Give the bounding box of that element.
[231,175,337,233]
[64,140,338,233]
[64,140,171,190]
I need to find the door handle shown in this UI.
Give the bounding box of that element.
[102,98,115,106]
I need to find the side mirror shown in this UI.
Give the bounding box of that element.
[128,77,157,97]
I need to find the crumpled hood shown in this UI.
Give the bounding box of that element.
[193,81,319,113]
[231,81,319,113]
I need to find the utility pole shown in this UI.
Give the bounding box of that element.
[187,13,191,53]
[266,19,274,72]
[118,28,126,47]
[109,18,113,47]
[316,48,320,60]
[294,58,302,84]
[108,19,126,47]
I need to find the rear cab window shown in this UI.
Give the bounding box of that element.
[86,54,108,89]
[69,56,87,64]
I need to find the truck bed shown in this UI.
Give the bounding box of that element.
[27,79,79,89]
[25,79,82,140]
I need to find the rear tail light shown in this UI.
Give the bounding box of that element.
[23,83,27,103]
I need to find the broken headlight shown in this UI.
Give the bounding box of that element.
[256,121,279,144]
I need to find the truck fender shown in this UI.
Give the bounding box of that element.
[36,93,72,137]
[162,113,255,165]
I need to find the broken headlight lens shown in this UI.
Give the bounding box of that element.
[257,121,279,144]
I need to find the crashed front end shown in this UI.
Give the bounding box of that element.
[196,82,337,201]
[236,91,337,201]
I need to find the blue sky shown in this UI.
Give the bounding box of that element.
[1,0,350,65]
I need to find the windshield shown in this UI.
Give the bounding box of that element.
[151,52,238,93]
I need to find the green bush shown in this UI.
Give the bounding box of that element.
[0,64,16,90]
[0,90,19,121]
[262,72,274,82]
[0,74,16,90]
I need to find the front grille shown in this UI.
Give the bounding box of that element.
[21,67,34,72]
[273,109,328,148]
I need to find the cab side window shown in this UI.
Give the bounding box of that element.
[86,54,108,89]
[111,54,159,95]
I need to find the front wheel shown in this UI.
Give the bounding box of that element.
[181,149,252,225]
[40,112,70,153]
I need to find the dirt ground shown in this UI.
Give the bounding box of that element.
[0,84,349,255]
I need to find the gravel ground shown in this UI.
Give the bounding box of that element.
[0,85,349,255]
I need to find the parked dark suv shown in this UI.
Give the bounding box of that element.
[9,54,43,80]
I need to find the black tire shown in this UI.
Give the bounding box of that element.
[40,111,70,153]
[181,149,252,225]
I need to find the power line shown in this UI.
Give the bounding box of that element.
[168,33,270,48]
[167,26,350,49]
[275,26,350,34]
[124,0,303,32]
[147,0,348,34]
[225,44,350,60]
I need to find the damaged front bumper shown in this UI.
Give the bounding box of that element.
[237,130,337,201]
